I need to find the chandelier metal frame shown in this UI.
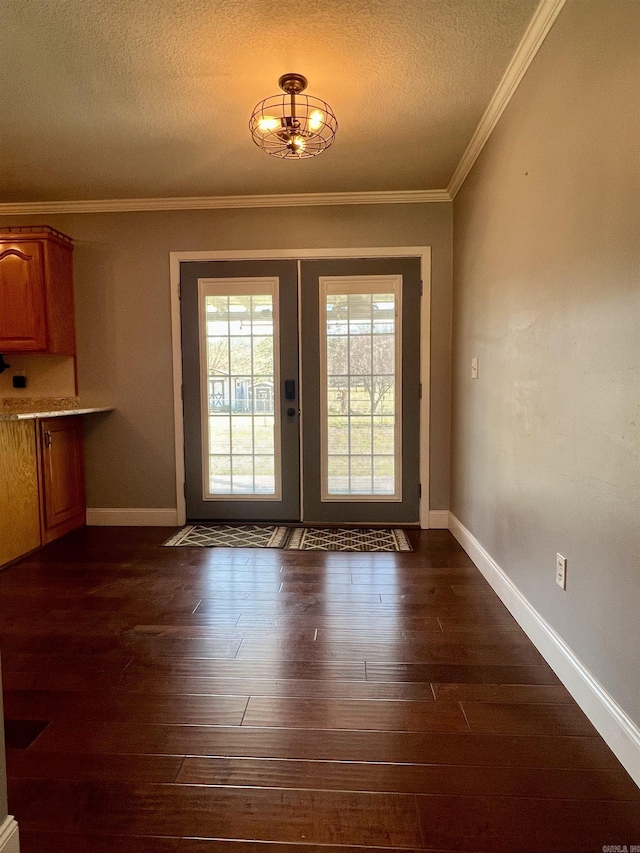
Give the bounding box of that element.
[249,73,338,159]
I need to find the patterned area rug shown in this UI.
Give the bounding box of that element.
[163,524,290,549]
[286,527,412,552]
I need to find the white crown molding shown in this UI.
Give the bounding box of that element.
[448,512,640,789]
[0,189,450,217]
[447,0,567,199]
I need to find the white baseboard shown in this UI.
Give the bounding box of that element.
[0,817,19,853]
[86,508,179,526]
[428,510,450,529]
[448,512,640,788]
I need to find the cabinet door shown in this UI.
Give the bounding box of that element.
[39,417,86,543]
[0,421,41,566]
[0,240,47,351]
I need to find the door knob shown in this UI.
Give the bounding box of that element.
[286,407,296,417]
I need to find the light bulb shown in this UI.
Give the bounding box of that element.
[291,135,306,152]
[308,110,324,131]
[257,116,279,133]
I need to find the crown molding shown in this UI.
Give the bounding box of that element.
[447,0,566,199]
[0,189,451,216]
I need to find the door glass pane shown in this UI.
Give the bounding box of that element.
[202,286,279,498]
[322,280,400,500]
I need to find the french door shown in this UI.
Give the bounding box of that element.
[181,260,299,521]
[180,257,421,523]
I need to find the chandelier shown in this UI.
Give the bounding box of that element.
[249,73,338,159]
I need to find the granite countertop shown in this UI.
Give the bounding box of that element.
[0,398,114,421]
[1,406,113,421]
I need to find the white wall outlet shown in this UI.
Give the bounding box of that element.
[471,357,478,379]
[556,553,567,589]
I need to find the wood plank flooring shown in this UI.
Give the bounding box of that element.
[1,527,638,853]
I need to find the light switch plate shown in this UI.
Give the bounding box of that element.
[556,553,567,589]
[471,357,478,379]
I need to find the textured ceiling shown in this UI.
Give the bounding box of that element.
[0,0,538,202]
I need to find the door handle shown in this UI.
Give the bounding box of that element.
[44,429,52,448]
[284,379,296,400]
[286,407,296,417]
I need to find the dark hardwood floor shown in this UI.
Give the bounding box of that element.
[1,527,638,852]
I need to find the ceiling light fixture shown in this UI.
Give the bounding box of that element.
[250,73,337,159]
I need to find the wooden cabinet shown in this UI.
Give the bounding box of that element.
[0,226,75,355]
[0,414,87,569]
[0,421,41,566]
[38,416,86,544]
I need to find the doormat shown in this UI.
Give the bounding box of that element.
[285,527,412,552]
[163,524,290,549]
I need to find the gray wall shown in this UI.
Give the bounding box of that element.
[0,203,452,511]
[451,0,639,722]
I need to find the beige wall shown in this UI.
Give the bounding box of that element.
[0,203,452,511]
[451,0,639,723]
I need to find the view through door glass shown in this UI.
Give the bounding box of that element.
[203,282,280,499]
[180,260,300,521]
[322,277,402,501]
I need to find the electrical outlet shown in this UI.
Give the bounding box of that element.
[556,553,567,589]
[471,357,478,379]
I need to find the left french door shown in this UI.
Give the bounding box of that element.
[180,260,300,521]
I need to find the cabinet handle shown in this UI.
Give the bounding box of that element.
[44,429,52,448]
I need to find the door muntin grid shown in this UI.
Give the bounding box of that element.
[198,278,282,500]
[319,275,402,501]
